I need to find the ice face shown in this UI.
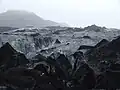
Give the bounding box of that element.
[0,26,120,58]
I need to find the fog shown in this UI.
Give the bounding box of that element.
[0,0,120,28]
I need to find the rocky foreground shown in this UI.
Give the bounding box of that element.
[1,25,120,89]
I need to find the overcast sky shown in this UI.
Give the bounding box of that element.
[0,0,120,28]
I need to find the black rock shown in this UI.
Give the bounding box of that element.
[78,45,94,50]
[7,53,29,68]
[56,54,70,66]
[0,42,17,66]
[80,64,96,89]
[82,36,91,39]
[107,37,120,53]
[94,39,109,48]
[34,63,49,75]
[86,38,120,65]
[0,42,29,70]
[73,51,84,60]
[55,39,61,44]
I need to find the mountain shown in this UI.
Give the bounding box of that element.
[0,10,68,28]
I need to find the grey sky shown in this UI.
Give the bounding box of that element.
[0,0,120,28]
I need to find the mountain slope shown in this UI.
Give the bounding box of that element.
[0,10,67,28]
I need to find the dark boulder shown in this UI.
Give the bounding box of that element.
[94,37,120,56]
[56,54,72,70]
[82,36,91,39]
[33,63,49,75]
[86,39,109,55]
[95,63,120,89]
[73,63,96,89]
[73,51,84,60]
[55,39,61,44]
[0,42,17,66]
[80,64,96,89]
[107,36,120,53]
[86,38,119,65]
[0,43,29,70]
[5,53,29,69]
[94,39,109,48]
[78,45,94,50]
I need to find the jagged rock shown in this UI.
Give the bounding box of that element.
[55,39,61,44]
[56,54,72,70]
[6,53,29,69]
[106,37,120,53]
[78,45,94,50]
[71,62,96,89]
[95,62,120,89]
[79,39,109,60]
[86,39,109,53]
[96,65,120,89]
[94,37,120,56]
[79,63,96,89]
[0,42,17,66]
[94,39,109,48]
[70,51,85,76]
[86,38,120,64]
[0,42,29,70]
[73,51,84,60]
